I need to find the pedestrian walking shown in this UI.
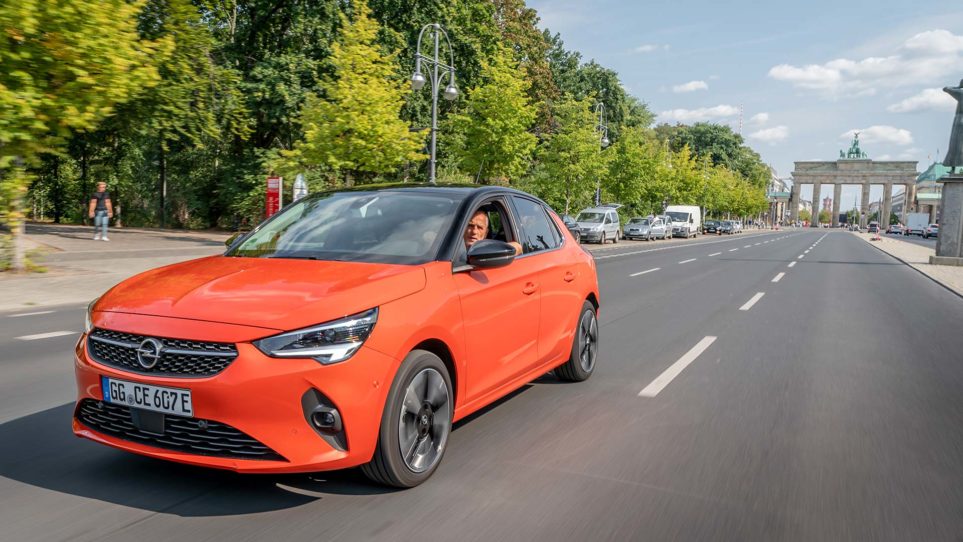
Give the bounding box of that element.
[88,181,113,241]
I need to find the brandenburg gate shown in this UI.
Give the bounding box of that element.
[791,135,918,228]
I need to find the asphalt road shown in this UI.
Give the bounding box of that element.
[2,231,962,541]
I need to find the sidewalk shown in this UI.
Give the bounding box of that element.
[0,223,231,311]
[853,231,963,297]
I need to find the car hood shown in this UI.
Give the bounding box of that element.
[97,256,427,331]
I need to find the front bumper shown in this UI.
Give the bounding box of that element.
[580,230,604,241]
[73,327,397,473]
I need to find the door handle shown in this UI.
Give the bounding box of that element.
[563,271,576,282]
[522,282,538,295]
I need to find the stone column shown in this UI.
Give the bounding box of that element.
[789,182,800,224]
[882,183,893,228]
[860,182,871,229]
[902,184,912,224]
[811,181,821,227]
[832,184,842,227]
[930,175,963,266]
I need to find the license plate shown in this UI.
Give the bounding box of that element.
[102,376,193,417]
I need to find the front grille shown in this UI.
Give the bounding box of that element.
[75,399,285,461]
[88,328,237,377]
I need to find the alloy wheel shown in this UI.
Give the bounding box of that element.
[576,310,598,372]
[398,368,451,473]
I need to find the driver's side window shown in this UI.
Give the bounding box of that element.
[457,200,516,262]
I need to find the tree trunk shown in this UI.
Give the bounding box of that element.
[159,142,167,228]
[9,165,28,272]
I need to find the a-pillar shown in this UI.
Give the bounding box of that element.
[811,181,821,227]
[860,183,871,228]
[882,183,893,227]
[832,184,842,227]
[790,182,800,224]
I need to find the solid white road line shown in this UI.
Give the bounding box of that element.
[678,258,697,264]
[592,231,784,261]
[739,292,765,311]
[17,331,78,341]
[788,261,797,268]
[708,252,722,257]
[7,310,54,318]
[639,336,718,397]
[772,272,785,283]
[630,267,661,277]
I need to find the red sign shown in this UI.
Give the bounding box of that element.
[265,176,282,218]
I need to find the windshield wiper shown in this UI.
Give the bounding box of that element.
[267,254,320,260]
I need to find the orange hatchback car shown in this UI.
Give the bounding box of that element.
[74,184,600,487]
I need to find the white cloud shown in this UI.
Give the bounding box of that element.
[767,29,963,97]
[903,29,963,54]
[672,80,708,93]
[887,88,957,113]
[633,44,669,54]
[749,112,769,125]
[840,125,914,146]
[749,125,789,144]
[658,105,739,123]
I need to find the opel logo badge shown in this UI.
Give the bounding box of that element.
[136,338,164,369]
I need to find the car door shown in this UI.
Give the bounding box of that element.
[510,196,581,366]
[454,198,541,402]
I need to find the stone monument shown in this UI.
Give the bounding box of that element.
[930,79,963,266]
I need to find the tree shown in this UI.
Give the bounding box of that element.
[603,126,661,215]
[0,0,162,270]
[799,209,812,223]
[291,0,424,183]
[524,97,607,215]
[447,46,536,183]
[818,209,832,224]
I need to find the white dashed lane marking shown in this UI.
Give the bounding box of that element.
[772,272,785,283]
[788,261,797,268]
[708,252,721,257]
[739,292,765,311]
[639,336,718,398]
[678,258,697,264]
[7,311,54,318]
[630,268,660,277]
[17,331,78,341]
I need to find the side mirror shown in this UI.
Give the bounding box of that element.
[689,217,694,224]
[467,239,516,269]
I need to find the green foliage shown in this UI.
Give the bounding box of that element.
[799,209,812,223]
[522,97,607,215]
[293,0,424,180]
[818,209,832,224]
[447,46,536,183]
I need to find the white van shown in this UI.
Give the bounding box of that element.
[665,205,702,238]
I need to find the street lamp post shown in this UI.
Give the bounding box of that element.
[593,102,609,206]
[411,23,458,184]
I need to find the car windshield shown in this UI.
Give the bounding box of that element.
[628,218,649,225]
[666,211,689,222]
[227,191,459,264]
[577,212,604,223]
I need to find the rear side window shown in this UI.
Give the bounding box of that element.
[512,197,561,253]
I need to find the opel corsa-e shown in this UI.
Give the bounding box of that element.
[73,184,601,487]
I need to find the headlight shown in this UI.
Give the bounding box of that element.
[85,297,99,333]
[254,308,378,365]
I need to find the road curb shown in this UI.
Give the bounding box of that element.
[854,232,963,300]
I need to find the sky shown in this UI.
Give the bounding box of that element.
[527,0,963,208]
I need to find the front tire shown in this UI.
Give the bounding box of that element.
[362,350,453,488]
[556,301,598,382]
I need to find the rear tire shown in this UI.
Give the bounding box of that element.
[556,301,598,382]
[361,350,453,488]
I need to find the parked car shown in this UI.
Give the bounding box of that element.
[576,206,622,244]
[731,221,744,233]
[868,221,879,233]
[703,219,721,234]
[624,216,669,241]
[74,184,601,488]
[562,215,581,243]
[886,224,904,235]
[923,224,939,239]
[719,220,735,234]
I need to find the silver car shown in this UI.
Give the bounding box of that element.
[623,216,668,241]
[576,207,622,244]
